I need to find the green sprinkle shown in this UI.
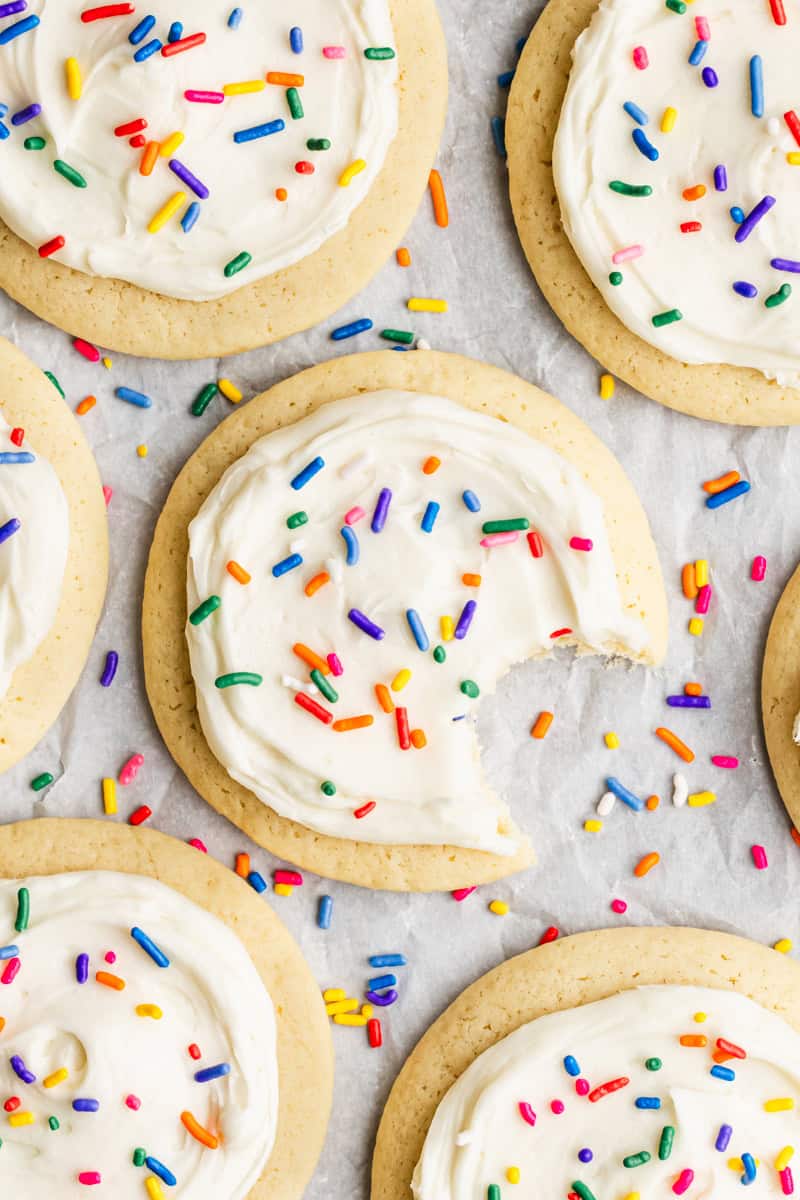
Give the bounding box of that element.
[623,1151,651,1168]
[189,595,221,626]
[287,511,308,529]
[482,518,529,534]
[488,1187,501,1200]
[311,668,339,703]
[609,180,653,197]
[224,251,252,278]
[609,271,624,286]
[321,781,337,797]
[214,672,263,689]
[15,887,30,932]
[54,159,87,188]
[658,1125,675,1160]
[652,308,683,327]
[433,645,446,664]
[31,772,54,792]
[365,46,396,59]
[44,370,64,397]
[572,1184,597,1200]
[133,1147,146,1167]
[191,382,218,417]
[48,1117,59,1131]
[307,137,331,150]
[645,1057,662,1071]
[766,283,792,308]
[24,136,46,150]
[380,328,414,344]
[460,679,480,699]
[286,86,304,119]
[666,0,687,10]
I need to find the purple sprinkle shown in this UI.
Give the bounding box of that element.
[0,1,27,16]
[702,66,718,88]
[454,600,477,640]
[371,488,392,533]
[0,517,20,545]
[365,988,398,1006]
[714,165,727,192]
[666,694,711,708]
[168,158,210,200]
[715,1123,733,1151]
[771,257,800,273]
[76,952,89,984]
[10,1055,35,1085]
[735,195,776,243]
[578,1149,594,1164]
[100,650,119,687]
[348,608,385,640]
[11,102,40,126]
[733,281,758,299]
[72,1098,100,1113]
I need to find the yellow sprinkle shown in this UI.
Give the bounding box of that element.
[440,616,454,642]
[729,1157,761,1171]
[391,669,412,692]
[102,356,112,370]
[274,883,293,897]
[604,731,620,749]
[325,998,359,1016]
[137,444,148,458]
[688,617,704,636]
[661,106,677,133]
[148,191,186,234]
[599,373,615,400]
[102,777,117,815]
[361,1004,374,1019]
[146,1179,165,1200]
[776,1147,795,1171]
[623,1195,640,1200]
[223,80,266,95]
[408,297,448,314]
[506,1167,521,1185]
[136,1004,163,1020]
[765,1098,795,1112]
[333,1014,369,1026]
[693,1011,707,1023]
[159,131,185,158]
[339,158,367,187]
[323,987,346,1002]
[218,378,243,403]
[787,152,800,165]
[489,900,509,916]
[694,559,709,587]
[688,791,716,807]
[65,57,82,100]
[584,819,603,833]
[775,938,793,954]
[43,1068,68,1089]
[9,1112,35,1127]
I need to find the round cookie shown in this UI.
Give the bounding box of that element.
[371,925,800,1200]
[0,2,446,360]
[0,336,108,775]
[506,0,800,427]
[0,818,333,1200]
[142,350,668,892]
[762,561,800,832]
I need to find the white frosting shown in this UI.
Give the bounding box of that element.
[0,870,277,1198]
[413,985,800,1199]
[554,0,800,387]
[186,391,647,854]
[0,0,398,301]
[0,412,69,700]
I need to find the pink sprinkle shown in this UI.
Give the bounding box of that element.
[104,951,116,964]
[345,506,365,525]
[188,837,208,852]
[633,46,649,70]
[752,844,768,870]
[452,886,476,902]
[480,531,518,548]
[612,244,644,265]
[518,1101,537,1126]
[695,584,712,615]
[550,1099,565,1114]
[611,898,628,914]
[569,537,593,552]
[673,1169,694,1196]
[323,45,346,58]
[711,755,738,769]
[184,89,224,103]
[781,1166,794,1196]
[118,753,144,786]
[125,1095,141,1111]
[327,652,344,677]
[575,1078,590,1096]
[695,15,710,39]
[1,957,20,985]
[275,869,303,886]
[78,1173,102,1186]
[752,555,767,581]
[74,337,100,363]
[102,485,113,506]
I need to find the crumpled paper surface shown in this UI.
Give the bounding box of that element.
[4,2,800,1196]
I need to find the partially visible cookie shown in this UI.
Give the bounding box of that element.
[762,562,800,831]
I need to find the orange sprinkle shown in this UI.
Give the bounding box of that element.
[793,827,800,847]
[226,561,251,585]
[684,682,703,696]
[462,573,482,587]
[680,1034,708,1047]
[713,1049,734,1063]
[235,853,250,878]
[682,563,698,599]
[76,395,96,416]
[634,852,660,877]
[332,715,374,732]
[305,572,330,597]
[275,187,288,201]
[655,726,695,763]
[396,247,411,267]
[181,1111,219,1150]
[266,71,304,86]
[429,168,449,227]
[293,643,330,675]
[422,455,441,474]
[0,1017,5,1033]
[646,794,660,811]
[531,711,554,739]
[410,729,427,749]
[96,971,125,991]
[140,140,160,176]
[682,184,707,201]
[375,684,394,714]
[703,469,740,494]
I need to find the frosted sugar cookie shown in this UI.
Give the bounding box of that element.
[0,818,332,1200]
[0,336,107,775]
[143,351,667,891]
[0,1,446,358]
[762,560,800,832]
[372,926,800,1200]
[507,0,800,424]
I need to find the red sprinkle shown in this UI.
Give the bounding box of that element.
[295,161,315,174]
[588,1076,630,1102]
[680,221,702,233]
[368,1018,382,1048]
[10,428,24,447]
[396,706,411,751]
[39,235,65,259]
[188,1044,202,1060]
[294,692,333,725]
[716,1037,746,1059]
[161,32,207,56]
[354,801,377,819]
[550,628,573,639]
[129,134,146,148]
[785,110,800,147]
[771,0,787,24]
[527,531,544,558]
[73,337,100,363]
[114,118,147,137]
[4,1097,20,1112]
[81,3,134,20]
[129,805,152,827]
[539,926,559,945]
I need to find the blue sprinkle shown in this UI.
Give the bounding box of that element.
[605,776,644,812]
[563,1055,581,1077]
[715,1123,733,1151]
[368,973,396,990]
[290,26,303,53]
[730,206,745,224]
[0,518,20,545]
[462,489,481,512]
[406,609,430,652]
[145,1158,177,1188]
[635,1096,661,1109]
[317,895,333,930]
[331,317,373,341]
[706,480,750,510]
[291,456,325,490]
[233,118,286,144]
[181,202,201,234]
[128,14,156,45]
[272,553,303,578]
[0,452,35,464]
[490,115,506,158]
[0,121,8,141]
[76,953,89,984]
[497,69,515,88]
[228,7,243,29]
[741,1152,756,1184]
[0,945,19,960]
[0,104,7,118]
[515,35,528,55]
[421,501,440,533]
[702,66,719,88]
[11,103,41,126]
[168,21,183,42]
[72,1098,100,1112]
[248,871,267,894]
[116,387,152,409]
[710,1065,736,1081]
[688,39,708,66]
[195,1062,231,1083]
[0,14,40,45]
[340,526,360,566]
[623,100,648,125]
[131,927,170,969]
[733,281,758,299]
[133,38,162,63]
[369,954,406,968]
[750,55,764,118]
[632,127,659,161]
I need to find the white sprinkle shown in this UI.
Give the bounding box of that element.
[416,337,432,351]
[672,773,688,808]
[596,791,616,817]
[325,556,343,583]
[289,538,306,553]
[768,115,781,136]
[455,1130,473,1147]
[281,674,318,696]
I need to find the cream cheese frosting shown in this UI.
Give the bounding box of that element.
[0,870,278,1198]
[0,412,69,700]
[0,0,398,301]
[186,391,648,855]
[413,984,800,1199]
[554,0,800,387]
